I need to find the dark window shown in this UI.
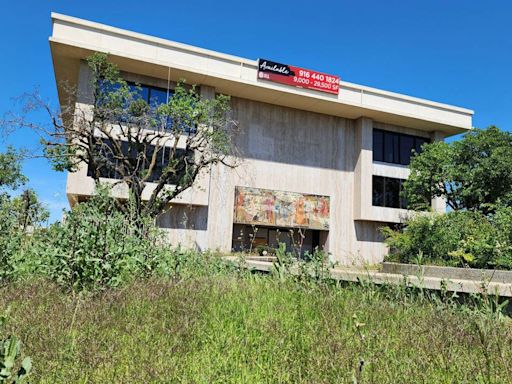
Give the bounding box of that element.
[384,132,398,163]
[126,82,169,106]
[399,180,408,209]
[373,129,430,166]
[94,139,119,179]
[400,135,414,165]
[384,177,400,208]
[373,129,383,162]
[87,138,192,185]
[372,175,384,206]
[99,80,121,94]
[148,87,169,108]
[99,80,197,135]
[373,175,407,209]
[126,82,197,134]
[414,137,427,155]
[127,82,149,101]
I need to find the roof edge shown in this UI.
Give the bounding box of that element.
[50,12,474,117]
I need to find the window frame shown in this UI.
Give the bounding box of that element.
[125,81,197,135]
[372,175,408,209]
[372,128,430,166]
[126,81,171,105]
[87,138,193,185]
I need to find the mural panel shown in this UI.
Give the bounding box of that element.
[234,187,330,230]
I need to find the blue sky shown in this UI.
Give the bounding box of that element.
[1,0,511,222]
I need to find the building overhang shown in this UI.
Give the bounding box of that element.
[50,12,473,136]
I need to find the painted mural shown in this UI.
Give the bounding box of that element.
[234,187,330,230]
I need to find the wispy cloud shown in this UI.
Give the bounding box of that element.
[40,192,68,223]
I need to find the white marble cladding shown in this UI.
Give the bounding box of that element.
[50,12,473,134]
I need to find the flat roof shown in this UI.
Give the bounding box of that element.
[49,12,473,135]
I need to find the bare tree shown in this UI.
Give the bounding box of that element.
[3,53,239,221]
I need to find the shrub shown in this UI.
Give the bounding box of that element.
[0,185,239,291]
[383,207,512,270]
[0,196,23,282]
[255,245,274,256]
[40,188,156,291]
[486,206,512,269]
[0,307,31,383]
[0,193,49,283]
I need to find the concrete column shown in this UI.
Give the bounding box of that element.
[430,130,445,142]
[66,61,95,205]
[76,60,92,101]
[201,85,235,252]
[353,117,373,220]
[199,85,215,100]
[430,130,446,213]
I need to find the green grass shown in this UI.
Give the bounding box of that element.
[2,276,512,383]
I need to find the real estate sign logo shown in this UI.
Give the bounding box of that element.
[257,58,340,95]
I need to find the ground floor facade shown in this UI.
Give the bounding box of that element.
[154,96,430,265]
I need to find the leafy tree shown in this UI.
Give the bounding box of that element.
[0,148,48,282]
[0,147,26,192]
[10,189,49,231]
[403,126,512,214]
[383,207,512,270]
[4,52,239,219]
[0,147,48,231]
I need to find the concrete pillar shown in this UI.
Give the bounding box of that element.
[430,130,446,213]
[66,61,95,203]
[353,117,373,220]
[201,85,234,252]
[199,85,215,100]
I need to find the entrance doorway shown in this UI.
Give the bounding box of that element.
[232,224,328,257]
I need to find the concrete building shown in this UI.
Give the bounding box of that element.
[50,13,473,265]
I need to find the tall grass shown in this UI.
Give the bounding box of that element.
[1,275,512,383]
[1,188,511,382]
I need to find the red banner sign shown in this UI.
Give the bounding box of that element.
[257,58,339,95]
